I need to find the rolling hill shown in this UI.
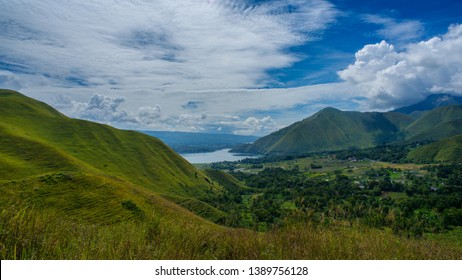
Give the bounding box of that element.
[233,103,462,155]
[0,89,226,219]
[407,134,462,163]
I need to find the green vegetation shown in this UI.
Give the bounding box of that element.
[225,164,462,237]
[1,89,461,260]
[202,169,251,193]
[206,151,461,248]
[2,163,458,260]
[407,134,462,163]
[1,205,460,259]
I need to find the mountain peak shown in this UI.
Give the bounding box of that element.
[319,107,341,113]
[314,107,343,117]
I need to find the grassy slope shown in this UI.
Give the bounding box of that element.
[407,134,462,162]
[2,166,458,260]
[2,201,460,259]
[202,169,251,193]
[0,89,227,222]
[0,89,215,198]
[0,171,217,226]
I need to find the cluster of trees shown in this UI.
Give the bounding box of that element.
[334,142,432,163]
[202,164,462,236]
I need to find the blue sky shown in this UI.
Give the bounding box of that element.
[1,0,462,135]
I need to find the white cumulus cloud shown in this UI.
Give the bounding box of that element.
[78,94,131,123]
[56,93,163,127]
[338,24,462,109]
[136,106,162,125]
[237,116,276,135]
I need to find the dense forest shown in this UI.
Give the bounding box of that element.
[203,162,462,237]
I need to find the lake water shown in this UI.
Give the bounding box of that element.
[180,149,260,164]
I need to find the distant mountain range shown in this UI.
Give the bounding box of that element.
[232,94,462,156]
[139,131,257,153]
[393,94,462,115]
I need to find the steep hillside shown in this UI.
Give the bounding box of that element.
[0,89,215,199]
[234,107,413,155]
[203,169,251,193]
[0,89,232,223]
[405,105,462,142]
[407,134,462,163]
[0,171,219,226]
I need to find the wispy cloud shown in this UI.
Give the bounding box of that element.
[8,1,458,135]
[0,0,338,92]
[0,0,342,134]
[362,14,424,45]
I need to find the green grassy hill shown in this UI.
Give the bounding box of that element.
[407,134,462,163]
[0,89,230,224]
[235,105,462,156]
[0,171,217,226]
[202,169,251,193]
[0,89,215,198]
[235,107,413,155]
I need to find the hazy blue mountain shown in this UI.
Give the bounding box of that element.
[393,94,462,115]
[139,130,258,153]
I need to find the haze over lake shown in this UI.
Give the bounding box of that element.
[180,149,260,164]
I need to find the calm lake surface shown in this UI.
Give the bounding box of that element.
[180,149,260,164]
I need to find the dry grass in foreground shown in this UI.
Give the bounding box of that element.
[1,207,460,260]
